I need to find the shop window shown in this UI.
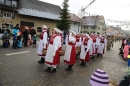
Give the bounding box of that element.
[37,27,42,32]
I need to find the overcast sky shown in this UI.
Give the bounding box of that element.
[39,0,130,30]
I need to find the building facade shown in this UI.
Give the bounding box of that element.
[69,13,81,33]
[0,0,61,35]
[81,16,106,34]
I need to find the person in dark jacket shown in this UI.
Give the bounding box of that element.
[30,27,36,37]
[23,26,29,47]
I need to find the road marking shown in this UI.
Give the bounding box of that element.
[5,51,30,56]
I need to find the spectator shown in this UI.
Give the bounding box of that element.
[30,27,36,37]
[23,26,29,47]
[0,28,1,33]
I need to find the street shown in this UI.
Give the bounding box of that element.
[0,41,128,86]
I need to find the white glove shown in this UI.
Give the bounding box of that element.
[43,44,46,49]
[52,52,55,57]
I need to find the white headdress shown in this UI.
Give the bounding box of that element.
[71,31,76,36]
[42,25,47,29]
[53,28,59,33]
[85,34,90,38]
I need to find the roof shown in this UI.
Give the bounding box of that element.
[82,16,101,26]
[69,13,81,23]
[17,0,61,20]
[109,26,124,34]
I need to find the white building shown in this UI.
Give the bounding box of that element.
[69,13,81,33]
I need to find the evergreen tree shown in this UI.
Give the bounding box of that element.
[56,0,71,31]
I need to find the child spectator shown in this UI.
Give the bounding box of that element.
[123,43,130,60]
[32,34,37,47]
[17,32,22,48]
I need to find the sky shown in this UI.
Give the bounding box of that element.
[39,0,130,30]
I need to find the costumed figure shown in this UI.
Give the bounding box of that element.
[89,33,93,58]
[37,25,48,63]
[79,34,91,66]
[45,28,61,73]
[92,33,97,56]
[97,34,107,58]
[64,31,76,70]
[107,36,112,50]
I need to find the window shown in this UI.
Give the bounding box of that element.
[86,26,88,29]
[8,24,13,29]
[37,27,42,32]
[12,0,17,7]
[91,26,93,29]
[0,0,4,4]
[98,27,100,30]
[84,26,85,29]
[6,0,11,6]
[2,12,12,18]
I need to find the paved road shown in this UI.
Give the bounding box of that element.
[0,41,127,86]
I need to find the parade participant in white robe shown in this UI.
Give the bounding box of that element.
[89,34,93,58]
[64,31,76,70]
[91,33,97,55]
[58,29,63,50]
[45,28,61,73]
[37,25,48,63]
[79,34,91,66]
[96,33,100,55]
[75,33,81,47]
[80,33,85,46]
[97,34,106,58]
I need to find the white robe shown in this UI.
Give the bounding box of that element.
[64,35,76,62]
[97,38,107,54]
[76,37,81,47]
[45,36,61,63]
[37,31,47,55]
[89,38,93,56]
[80,39,91,60]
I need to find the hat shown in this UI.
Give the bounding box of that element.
[58,29,62,34]
[85,34,90,38]
[42,25,48,29]
[71,31,76,36]
[53,28,59,33]
[90,69,109,86]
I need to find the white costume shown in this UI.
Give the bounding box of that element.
[37,26,48,56]
[97,35,107,54]
[80,34,91,61]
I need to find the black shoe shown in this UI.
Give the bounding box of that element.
[66,67,72,70]
[45,67,51,72]
[80,61,84,65]
[100,55,102,58]
[97,54,100,57]
[80,62,85,66]
[38,57,45,64]
[66,65,73,70]
[50,68,56,73]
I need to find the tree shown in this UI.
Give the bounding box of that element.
[56,0,71,31]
